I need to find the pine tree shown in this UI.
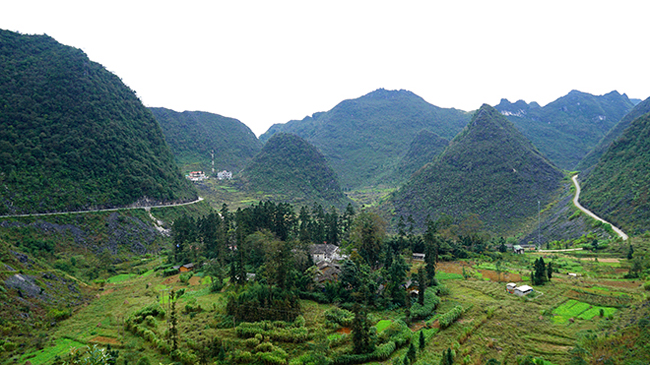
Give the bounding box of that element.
[407,342,417,363]
[419,330,425,350]
[351,304,374,354]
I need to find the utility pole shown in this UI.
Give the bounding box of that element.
[211,150,215,174]
[538,200,541,249]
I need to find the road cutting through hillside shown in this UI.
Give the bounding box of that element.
[571,175,628,241]
[0,196,204,218]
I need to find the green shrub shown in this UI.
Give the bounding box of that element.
[162,268,178,277]
[244,338,260,348]
[324,307,355,327]
[643,282,650,291]
[179,272,193,283]
[439,306,463,329]
[410,287,440,319]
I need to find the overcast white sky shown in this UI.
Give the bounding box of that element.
[3,1,649,136]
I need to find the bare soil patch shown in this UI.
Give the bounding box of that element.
[437,262,471,275]
[163,275,180,285]
[478,269,522,282]
[336,327,351,335]
[90,336,120,345]
[579,258,620,263]
[188,276,202,286]
[600,280,642,289]
[410,321,426,332]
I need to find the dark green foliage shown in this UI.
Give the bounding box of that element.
[242,133,350,208]
[149,107,262,173]
[580,111,650,234]
[0,30,196,215]
[439,348,454,365]
[407,342,417,362]
[410,287,440,319]
[578,96,650,171]
[226,282,301,322]
[260,89,471,189]
[351,305,375,354]
[392,104,563,233]
[532,257,548,286]
[418,331,425,350]
[495,90,634,169]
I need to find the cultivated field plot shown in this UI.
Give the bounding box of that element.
[552,299,617,324]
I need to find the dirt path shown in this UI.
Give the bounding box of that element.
[571,175,628,241]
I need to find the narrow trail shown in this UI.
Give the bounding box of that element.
[0,196,204,219]
[571,175,628,241]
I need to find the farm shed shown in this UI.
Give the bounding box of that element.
[506,283,517,293]
[514,285,533,296]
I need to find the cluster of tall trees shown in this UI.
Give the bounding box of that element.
[170,202,517,320]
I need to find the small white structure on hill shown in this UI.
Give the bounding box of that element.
[217,170,232,180]
[506,283,533,296]
[309,244,347,263]
[187,171,207,181]
[514,285,533,296]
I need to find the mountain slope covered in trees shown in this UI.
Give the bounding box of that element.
[579,111,650,235]
[495,90,634,169]
[149,107,262,173]
[0,30,196,214]
[577,97,650,172]
[393,130,449,183]
[259,89,471,189]
[391,104,563,233]
[241,133,350,208]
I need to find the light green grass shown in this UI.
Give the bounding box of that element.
[106,273,137,283]
[436,271,464,280]
[21,338,86,365]
[375,320,392,333]
[577,307,617,320]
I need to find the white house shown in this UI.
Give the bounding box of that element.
[514,285,533,296]
[309,244,347,263]
[217,170,232,180]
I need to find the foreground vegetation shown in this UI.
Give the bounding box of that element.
[3,199,649,365]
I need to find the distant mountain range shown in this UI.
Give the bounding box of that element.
[150,107,262,174]
[391,104,563,233]
[0,29,196,215]
[494,90,634,170]
[260,89,471,189]
[240,133,350,209]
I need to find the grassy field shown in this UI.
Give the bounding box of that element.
[12,251,648,365]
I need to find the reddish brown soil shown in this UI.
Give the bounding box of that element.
[163,275,180,285]
[410,321,426,332]
[90,336,120,345]
[336,327,351,335]
[600,280,642,289]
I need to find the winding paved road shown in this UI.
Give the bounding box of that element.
[0,196,204,219]
[571,175,628,240]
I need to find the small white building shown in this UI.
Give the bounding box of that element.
[217,170,232,180]
[187,171,207,181]
[514,285,533,296]
[506,283,517,293]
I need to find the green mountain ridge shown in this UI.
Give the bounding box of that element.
[577,96,650,172]
[150,107,262,174]
[0,29,196,214]
[241,133,350,209]
[259,88,471,189]
[580,110,650,235]
[391,104,564,233]
[495,90,634,170]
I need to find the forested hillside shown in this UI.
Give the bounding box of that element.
[392,104,563,233]
[393,130,449,183]
[149,107,262,173]
[0,30,196,214]
[577,96,650,172]
[259,89,471,189]
[241,133,350,209]
[580,111,650,235]
[495,90,634,169]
